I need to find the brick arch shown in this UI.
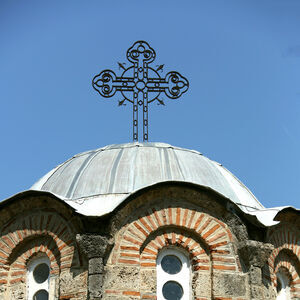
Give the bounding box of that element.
[1,235,60,287]
[139,227,210,271]
[267,227,300,275]
[275,264,292,283]
[275,264,300,299]
[0,211,81,287]
[111,207,238,272]
[268,228,300,260]
[267,227,300,299]
[270,249,300,299]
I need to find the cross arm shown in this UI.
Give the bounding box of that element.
[146,71,189,100]
[92,69,135,98]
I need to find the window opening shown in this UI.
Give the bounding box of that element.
[28,256,50,300]
[161,255,182,274]
[162,280,184,299]
[276,269,291,300]
[157,248,190,300]
[33,289,48,300]
[33,263,50,284]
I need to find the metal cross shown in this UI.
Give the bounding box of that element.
[92,40,189,142]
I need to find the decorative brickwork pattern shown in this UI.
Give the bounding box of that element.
[139,231,209,271]
[267,226,300,299]
[105,206,240,299]
[114,208,237,269]
[0,211,81,297]
[275,263,299,296]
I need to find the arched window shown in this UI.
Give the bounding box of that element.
[27,256,50,300]
[157,248,190,300]
[276,269,291,300]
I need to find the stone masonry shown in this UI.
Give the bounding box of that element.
[0,185,299,299]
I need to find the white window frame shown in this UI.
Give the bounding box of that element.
[27,256,50,300]
[276,270,291,300]
[157,248,190,300]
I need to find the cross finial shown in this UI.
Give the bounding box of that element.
[92,41,189,142]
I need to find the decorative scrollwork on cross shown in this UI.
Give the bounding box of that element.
[92,40,189,142]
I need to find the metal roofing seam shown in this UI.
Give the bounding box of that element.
[66,151,97,198]
[30,142,266,218]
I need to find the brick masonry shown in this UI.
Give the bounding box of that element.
[0,186,299,299]
[266,224,300,299]
[103,186,249,300]
[0,209,87,299]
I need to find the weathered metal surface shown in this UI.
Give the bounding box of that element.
[92,41,189,141]
[31,142,265,216]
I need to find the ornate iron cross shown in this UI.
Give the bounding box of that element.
[92,40,189,142]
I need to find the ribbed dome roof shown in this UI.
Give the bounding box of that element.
[31,142,264,216]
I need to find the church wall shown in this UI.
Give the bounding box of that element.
[0,188,299,299]
[265,217,300,299]
[0,195,88,300]
[100,185,253,300]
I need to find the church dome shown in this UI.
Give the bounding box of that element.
[31,142,264,216]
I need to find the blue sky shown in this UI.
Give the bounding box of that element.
[1,0,299,210]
